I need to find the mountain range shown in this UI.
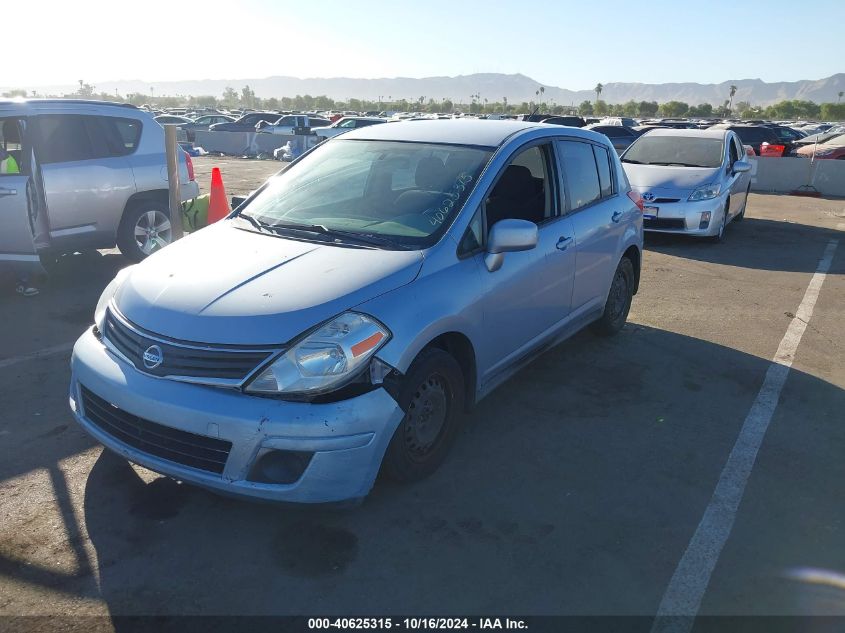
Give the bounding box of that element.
[7,73,845,106]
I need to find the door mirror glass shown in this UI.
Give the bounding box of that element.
[484,219,538,272]
[733,160,751,174]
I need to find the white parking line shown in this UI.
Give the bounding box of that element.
[0,342,75,370]
[651,238,840,633]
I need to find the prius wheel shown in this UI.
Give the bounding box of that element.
[118,203,173,262]
[592,257,634,337]
[709,206,728,243]
[735,186,750,222]
[383,349,465,482]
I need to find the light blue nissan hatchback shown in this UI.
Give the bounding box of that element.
[70,119,643,504]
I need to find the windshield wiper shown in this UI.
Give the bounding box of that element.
[249,220,409,250]
[649,162,709,168]
[235,214,274,233]
[621,158,644,164]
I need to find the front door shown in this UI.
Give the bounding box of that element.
[474,142,576,385]
[0,117,39,267]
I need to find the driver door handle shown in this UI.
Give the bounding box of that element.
[611,210,623,223]
[556,236,573,251]
[0,187,18,197]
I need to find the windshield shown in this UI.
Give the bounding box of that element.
[622,136,724,168]
[239,139,493,248]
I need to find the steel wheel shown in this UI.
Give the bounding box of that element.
[606,267,630,324]
[403,374,450,461]
[134,209,172,255]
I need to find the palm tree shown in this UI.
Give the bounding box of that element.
[594,83,603,103]
[729,85,737,112]
[839,91,844,103]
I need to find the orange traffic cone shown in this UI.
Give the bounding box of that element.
[207,167,231,224]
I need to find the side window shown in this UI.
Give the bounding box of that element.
[728,136,739,166]
[106,118,142,156]
[0,118,26,175]
[458,209,484,255]
[733,137,744,161]
[339,119,357,128]
[484,144,554,231]
[35,115,95,164]
[592,145,614,198]
[556,140,601,211]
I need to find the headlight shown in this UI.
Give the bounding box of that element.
[688,183,722,202]
[245,312,390,396]
[94,266,134,331]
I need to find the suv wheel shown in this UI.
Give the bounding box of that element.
[591,257,634,337]
[118,203,172,261]
[382,348,465,483]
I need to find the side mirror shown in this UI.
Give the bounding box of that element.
[484,219,538,272]
[733,160,751,174]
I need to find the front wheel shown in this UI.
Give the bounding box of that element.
[382,348,465,483]
[117,203,173,262]
[708,206,728,243]
[591,257,634,337]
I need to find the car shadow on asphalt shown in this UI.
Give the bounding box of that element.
[644,218,843,274]
[2,323,841,620]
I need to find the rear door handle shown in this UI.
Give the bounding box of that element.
[0,187,18,197]
[556,236,573,251]
[611,210,623,223]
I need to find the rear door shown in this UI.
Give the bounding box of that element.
[725,133,745,218]
[34,113,137,249]
[556,139,629,313]
[0,117,39,265]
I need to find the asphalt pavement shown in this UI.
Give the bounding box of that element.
[1,191,844,630]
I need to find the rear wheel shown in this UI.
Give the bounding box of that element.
[591,257,634,337]
[382,348,465,483]
[117,203,172,262]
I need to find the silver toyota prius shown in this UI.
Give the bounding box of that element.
[70,119,643,504]
[620,128,752,242]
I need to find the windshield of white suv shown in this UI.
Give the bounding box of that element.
[622,136,725,168]
[238,139,493,248]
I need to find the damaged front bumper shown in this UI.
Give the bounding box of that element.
[69,327,404,503]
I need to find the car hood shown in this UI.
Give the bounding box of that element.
[624,163,722,193]
[113,221,424,345]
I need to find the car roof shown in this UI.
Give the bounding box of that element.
[0,98,139,112]
[644,128,731,139]
[336,118,602,147]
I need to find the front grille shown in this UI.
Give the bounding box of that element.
[80,386,231,474]
[644,217,687,230]
[103,309,273,381]
[652,197,680,204]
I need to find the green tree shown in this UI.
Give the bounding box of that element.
[577,100,593,116]
[636,101,659,117]
[687,103,713,117]
[2,89,27,98]
[594,100,609,116]
[660,101,689,117]
[728,84,737,112]
[221,86,238,108]
[594,83,603,103]
[240,85,256,109]
[820,103,845,120]
[838,91,843,104]
[442,99,454,113]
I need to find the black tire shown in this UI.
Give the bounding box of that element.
[382,348,465,483]
[591,257,635,337]
[117,202,173,262]
[708,205,728,243]
[735,186,750,222]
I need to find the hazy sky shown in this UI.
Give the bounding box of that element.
[7,0,843,89]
